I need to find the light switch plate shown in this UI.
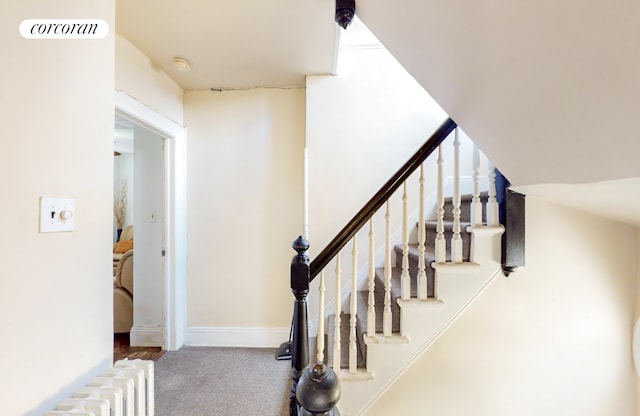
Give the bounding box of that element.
[40,197,75,233]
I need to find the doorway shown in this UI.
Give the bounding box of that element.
[115,91,187,351]
[114,119,166,347]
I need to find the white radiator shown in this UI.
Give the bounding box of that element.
[45,359,154,416]
[88,376,135,416]
[56,398,110,416]
[114,359,154,416]
[75,386,124,416]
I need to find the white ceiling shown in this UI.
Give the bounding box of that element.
[356,0,640,188]
[355,0,640,227]
[116,0,339,90]
[515,178,640,227]
[114,115,134,154]
[115,1,640,228]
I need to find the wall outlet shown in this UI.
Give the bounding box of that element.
[40,197,75,233]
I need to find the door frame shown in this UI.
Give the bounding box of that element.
[115,90,186,351]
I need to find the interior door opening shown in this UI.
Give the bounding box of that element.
[113,116,166,348]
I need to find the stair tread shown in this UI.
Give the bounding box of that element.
[324,194,486,372]
[326,312,366,369]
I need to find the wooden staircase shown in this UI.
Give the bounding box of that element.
[287,119,519,416]
[324,194,503,415]
[328,194,488,369]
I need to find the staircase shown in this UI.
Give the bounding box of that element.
[288,118,511,416]
[327,195,503,415]
[329,194,488,366]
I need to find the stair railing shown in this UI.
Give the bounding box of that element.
[288,117,511,413]
[308,118,458,281]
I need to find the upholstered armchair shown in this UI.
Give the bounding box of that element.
[113,249,133,333]
[113,225,134,274]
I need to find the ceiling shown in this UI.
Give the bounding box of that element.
[116,0,339,90]
[356,0,640,188]
[115,1,640,228]
[515,179,640,227]
[354,0,640,227]
[114,115,134,154]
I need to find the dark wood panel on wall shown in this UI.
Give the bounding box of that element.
[502,189,525,276]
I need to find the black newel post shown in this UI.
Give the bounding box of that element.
[289,236,342,416]
[290,236,310,415]
[297,362,341,416]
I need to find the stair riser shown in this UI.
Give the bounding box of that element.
[442,195,488,223]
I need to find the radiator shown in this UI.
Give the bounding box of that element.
[88,376,135,416]
[55,398,110,416]
[114,359,154,416]
[74,386,124,416]
[45,359,154,416]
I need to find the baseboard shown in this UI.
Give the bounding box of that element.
[184,326,291,348]
[130,325,163,347]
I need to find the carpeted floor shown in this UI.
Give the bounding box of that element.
[154,347,292,416]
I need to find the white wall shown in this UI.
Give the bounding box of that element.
[115,34,184,126]
[306,46,447,258]
[0,2,115,415]
[131,126,165,346]
[366,198,636,415]
[305,45,483,321]
[184,88,305,346]
[115,28,186,349]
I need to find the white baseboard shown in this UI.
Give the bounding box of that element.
[130,325,163,347]
[184,326,291,348]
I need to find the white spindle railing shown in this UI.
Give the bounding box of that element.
[313,128,502,373]
[367,218,376,337]
[333,253,341,371]
[383,201,392,337]
[435,145,446,263]
[401,181,410,300]
[417,163,427,300]
[349,237,358,374]
[317,270,325,363]
[451,129,463,263]
[471,145,482,226]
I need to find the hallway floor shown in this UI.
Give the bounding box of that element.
[114,333,165,362]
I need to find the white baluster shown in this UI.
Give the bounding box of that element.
[417,163,427,300]
[488,161,500,226]
[383,201,392,337]
[367,217,376,337]
[451,129,463,263]
[333,253,341,371]
[471,144,483,226]
[349,236,358,374]
[401,181,410,300]
[317,270,325,363]
[435,145,446,263]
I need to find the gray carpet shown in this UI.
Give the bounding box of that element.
[155,347,292,415]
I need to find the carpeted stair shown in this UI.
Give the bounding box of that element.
[326,194,488,370]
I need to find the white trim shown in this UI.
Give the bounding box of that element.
[115,90,187,351]
[130,325,164,347]
[331,25,342,75]
[303,147,309,239]
[184,327,291,348]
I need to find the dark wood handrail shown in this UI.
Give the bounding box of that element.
[309,117,457,280]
